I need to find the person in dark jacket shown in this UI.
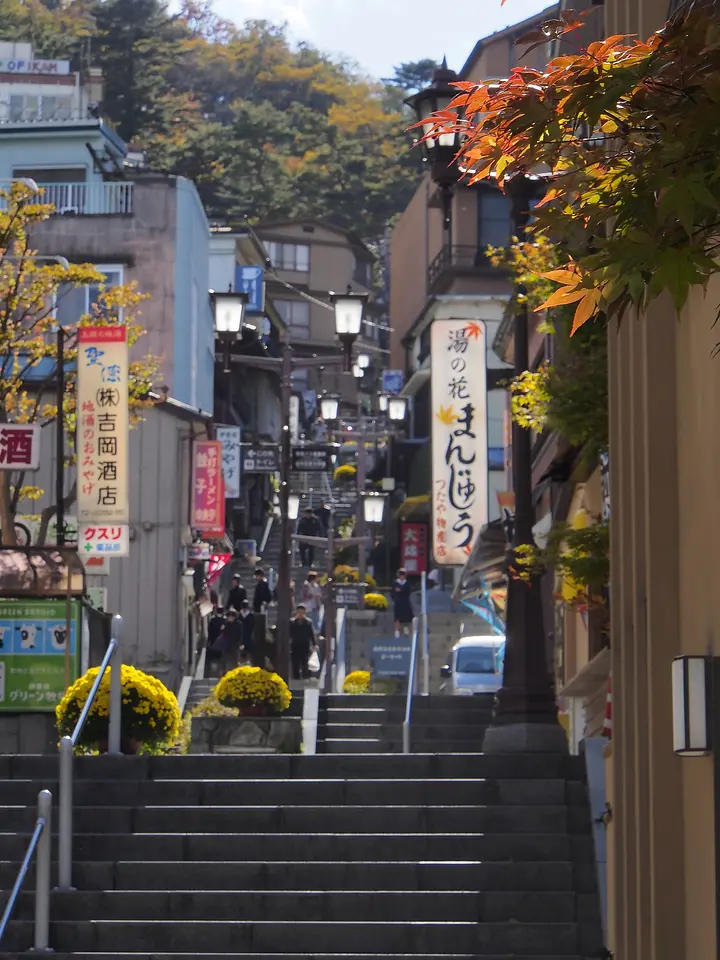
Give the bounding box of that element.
[316,503,331,536]
[289,604,317,680]
[206,606,225,675]
[297,508,322,567]
[253,568,272,612]
[392,567,414,637]
[227,575,247,612]
[217,609,243,676]
[237,600,255,663]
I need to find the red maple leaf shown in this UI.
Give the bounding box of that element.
[464,322,483,340]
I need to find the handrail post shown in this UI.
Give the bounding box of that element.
[57,736,74,892]
[108,615,123,756]
[420,572,429,696]
[34,790,52,952]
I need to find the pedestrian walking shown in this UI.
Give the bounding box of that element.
[215,609,243,677]
[227,575,247,612]
[253,568,272,612]
[206,605,225,676]
[316,503,331,536]
[237,600,255,664]
[392,567,414,637]
[289,604,317,680]
[297,507,322,567]
[300,570,324,632]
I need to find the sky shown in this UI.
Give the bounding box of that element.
[181,0,556,79]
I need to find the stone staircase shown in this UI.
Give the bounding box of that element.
[0,750,604,959]
[317,693,494,754]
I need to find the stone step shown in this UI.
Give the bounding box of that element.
[1,804,583,836]
[324,708,494,725]
[0,753,586,781]
[322,724,491,742]
[0,831,594,863]
[1,955,585,960]
[0,859,598,894]
[0,777,586,807]
[12,889,583,924]
[2,919,580,954]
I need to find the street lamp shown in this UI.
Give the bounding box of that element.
[387,396,408,422]
[362,492,387,524]
[352,364,364,379]
[378,393,389,413]
[331,287,369,371]
[212,290,250,373]
[356,352,370,369]
[288,494,301,522]
[320,394,340,422]
[405,58,464,248]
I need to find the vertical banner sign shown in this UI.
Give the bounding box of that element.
[400,522,428,575]
[289,395,300,443]
[430,319,488,565]
[216,426,241,499]
[77,327,129,524]
[191,440,224,531]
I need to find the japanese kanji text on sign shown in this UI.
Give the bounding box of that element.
[430,318,488,566]
[76,327,129,524]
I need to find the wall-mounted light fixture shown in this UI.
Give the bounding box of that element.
[672,655,711,757]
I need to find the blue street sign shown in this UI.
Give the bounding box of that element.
[371,638,413,677]
[382,369,404,395]
[235,265,265,313]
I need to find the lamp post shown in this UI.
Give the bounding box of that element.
[320,394,340,422]
[405,58,464,253]
[330,287,369,372]
[482,173,566,754]
[212,291,249,375]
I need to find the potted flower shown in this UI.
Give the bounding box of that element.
[214,665,291,716]
[343,670,371,694]
[364,592,389,611]
[333,464,357,483]
[56,665,181,755]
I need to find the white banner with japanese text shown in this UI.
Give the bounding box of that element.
[430,318,488,565]
[76,327,129,524]
[216,425,241,499]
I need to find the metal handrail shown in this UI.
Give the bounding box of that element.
[58,614,123,892]
[259,515,274,556]
[0,790,52,952]
[402,617,421,754]
[332,607,347,694]
[420,571,429,697]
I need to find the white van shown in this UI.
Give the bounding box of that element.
[440,636,505,695]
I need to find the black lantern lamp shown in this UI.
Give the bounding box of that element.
[405,58,464,242]
[331,286,369,372]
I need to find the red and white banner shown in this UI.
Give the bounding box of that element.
[191,440,225,532]
[76,327,129,524]
[400,522,428,575]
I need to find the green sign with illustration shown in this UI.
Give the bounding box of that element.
[0,599,81,712]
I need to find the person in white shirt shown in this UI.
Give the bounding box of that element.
[301,570,323,632]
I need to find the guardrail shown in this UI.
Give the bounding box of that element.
[332,607,347,694]
[58,614,123,892]
[39,181,133,216]
[0,789,52,952]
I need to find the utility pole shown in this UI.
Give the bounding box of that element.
[275,339,293,680]
[355,433,367,585]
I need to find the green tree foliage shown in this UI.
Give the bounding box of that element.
[383,59,439,92]
[4,0,423,242]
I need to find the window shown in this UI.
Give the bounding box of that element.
[55,265,124,328]
[291,368,309,392]
[265,241,310,272]
[8,94,73,123]
[13,167,86,184]
[353,258,371,287]
[275,299,310,340]
[478,190,512,251]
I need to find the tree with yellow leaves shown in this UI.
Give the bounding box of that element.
[0,182,161,545]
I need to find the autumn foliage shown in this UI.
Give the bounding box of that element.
[424,1,720,332]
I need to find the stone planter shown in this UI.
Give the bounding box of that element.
[348,610,377,622]
[190,715,302,755]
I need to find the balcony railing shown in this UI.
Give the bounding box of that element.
[35,182,134,216]
[427,244,491,289]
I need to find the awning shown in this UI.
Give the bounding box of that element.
[559,646,610,698]
[0,547,85,598]
[453,518,509,603]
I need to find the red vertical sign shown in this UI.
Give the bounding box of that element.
[191,440,225,532]
[400,522,428,575]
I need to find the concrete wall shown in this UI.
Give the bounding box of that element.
[0,124,115,184]
[173,177,214,414]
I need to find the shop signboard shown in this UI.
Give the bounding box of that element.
[0,598,81,712]
[292,445,331,473]
[333,583,364,608]
[76,326,129,525]
[430,318,488,566]
[0,424,41,470]
[400,522,428,575]
[370,638,412,677]
[382,370,404,395]
[217,426,241,499]
[242,446,280,474]
[235,265,265,313]
[79,524,129,557]
[191,440,224,532]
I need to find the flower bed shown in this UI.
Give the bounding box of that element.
[343,670,371,694]
[364,592,389,611]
